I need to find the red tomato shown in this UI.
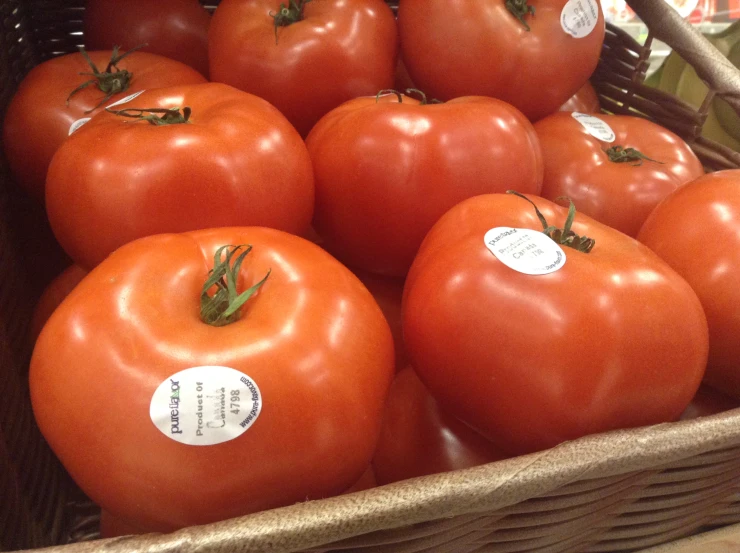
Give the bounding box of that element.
[46,83,314,269]
[373,367,506,485]
[638,171,740,398]
[403,193,708,455]
[398,0,605,121]
[680,386,740,421]
[83,0,211,77]
[353,270,407,371]
[30,265,87,341]
[100,510,143,539]
[394,58,416,92]
[30,228,394,531]
[307,92,543,276]
[209,0,398,136]
[3,49,206,202]
[344,466,377,493]
[535,113,705,237]
[558,81,600,114]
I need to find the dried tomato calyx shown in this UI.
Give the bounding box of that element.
[506,191,595,253]
[106,106,192,126]
[605,145,664,167]
[505,0,536,32]
[66,44,146,112]
[200,245,271,327]
[270,0,312,43]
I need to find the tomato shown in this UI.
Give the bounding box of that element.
[398,0,605,121]
[680,386,740,421]
[307,92,543,276]
[100,510,143,539]
[403,193,708,455]
[373,367,506,485]
[83,0,211,77]
[535,112,705,237]
[394,58,416,92]
[30,227,395,531]
[558,81,600,113]
[3,49,206,202]
[353,270,407,370]
[209,0,398,136]
[344,466,377,493]
[30,265,87,342]
[46,83,314,269]
[638,170,740,398]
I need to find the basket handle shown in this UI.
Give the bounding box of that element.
[627,0,740,115]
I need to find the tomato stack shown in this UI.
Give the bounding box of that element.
[8,0,740,538]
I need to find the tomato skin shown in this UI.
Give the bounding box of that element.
[46,83,314,270]
[403,193,708,456]
[100,510,143,539]
[83,0,211,77]
[373,367,506,485]
[398,0,605,121]
[209,0,398,136]
[307,94,543,276]
[30,265,87,342]
[30,227,394,531]
[558,82,600,114]
[638,171,740,398]
[2,50,206,202]
[535,113,705,237]
[353,270,407,371]
[344,466,376,493]
[680,386,740,421]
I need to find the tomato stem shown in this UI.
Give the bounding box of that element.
[605,146,664,167]
[270,0,312,44]
[506,191,595,253]
[106,106,192,125]
[403,88,443,105]
[201,245,271,327]
[505,0,536,32]
[376,89,404,103]
[66,44,147,113]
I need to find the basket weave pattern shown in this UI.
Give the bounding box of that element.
[1,1,740,552]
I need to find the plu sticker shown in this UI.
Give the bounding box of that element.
[561,0,600,39]
[105,90,146,109]
[571,112,616,143]
[484,227,566,275]
[150,366,262,446]
[68,117,91,135]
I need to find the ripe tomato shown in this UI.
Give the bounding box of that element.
[680,386,740,421]
[30,265,87,342]
[403,193,708,455]
[30,228,394,531]
[558,81,600,113]
[373,367,506,485]
[46,83,314,269]
[344,466,377,493]
[100,510,143,539]
[83,0,211,77]
[3,49,206,202]
[307,92,543,276]
[535,112,704,237]
[353,270,407,371]
[398,0,605,121]
[638,171,740,398]
[209,0,398,136]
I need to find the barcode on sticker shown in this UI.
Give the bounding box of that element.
[561,0,599,39]
[571,112,616,142]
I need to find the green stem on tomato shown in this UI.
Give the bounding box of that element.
[605,145,664,167]
[106,106,192,125]
[200,245,271,327]
[505,0,536,32]
[506,191,595,253]
[270,0,312,44]
[66,44,147,113]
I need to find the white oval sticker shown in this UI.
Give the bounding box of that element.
[561,0,600,39]
[106,89,145,109]
[68,117,91,135]
[484,227,566,275]
[571,112,616,142]
[149,366,262,446]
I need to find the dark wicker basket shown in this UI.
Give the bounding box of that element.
[1,1,739,552]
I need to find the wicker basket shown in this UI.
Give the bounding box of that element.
[2,1,740,552]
